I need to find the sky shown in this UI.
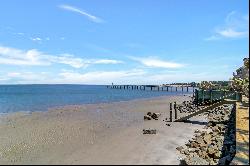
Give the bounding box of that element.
[0,0,249,85]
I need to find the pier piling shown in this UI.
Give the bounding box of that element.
[170,111,173,122]
[174,107,177,119]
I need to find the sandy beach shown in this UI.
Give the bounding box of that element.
[0,95,207,165]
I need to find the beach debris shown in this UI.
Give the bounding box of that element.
[166,123,171,126]
[143,129,156,134]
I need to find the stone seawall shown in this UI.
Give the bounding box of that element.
[177,104,236,165]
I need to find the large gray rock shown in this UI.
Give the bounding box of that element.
[214,151,222,159]
[176,146,184,152]
[196,137,204,144]
[190,142,199,148]
[203,134,212,144]
[207,146,216,155]
[186,155,209,165]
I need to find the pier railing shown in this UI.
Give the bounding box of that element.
[194,89,242,105]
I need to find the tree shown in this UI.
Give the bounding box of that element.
[230,58,249,97]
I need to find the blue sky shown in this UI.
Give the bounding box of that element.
[0,0,249,84]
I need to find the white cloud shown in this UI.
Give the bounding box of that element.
[59,4,104,23]
[216,28,248,38]
[0,46,50,66]
[0,69,146,84]
[0,68,231,84]
[31,37,42,41]
[52,54,88,68]
[92,59,123,64]
[15,32,25,36]
[206,11,249,40]
[58,69,146,84]
[129,56,184,68]
[0,45,122,68]
[204,35,220,41]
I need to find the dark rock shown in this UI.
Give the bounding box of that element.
[143,129,156,134]
[194,129,201,133]
[147,112,152,116]
[144,115,151,120]
[179,159,187,165]
[151,113,161,120]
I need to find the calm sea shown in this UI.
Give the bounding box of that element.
[0,84,194,114]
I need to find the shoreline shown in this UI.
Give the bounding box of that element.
[0,94,204,165]
[1,93,191,118]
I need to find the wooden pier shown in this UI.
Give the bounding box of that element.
[107,84,197,92]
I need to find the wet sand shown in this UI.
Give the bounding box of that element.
[0,95,207,165]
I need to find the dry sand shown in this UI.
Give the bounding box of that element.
[0,95,207,165]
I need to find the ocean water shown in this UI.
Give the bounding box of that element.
[0,84,194,113]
